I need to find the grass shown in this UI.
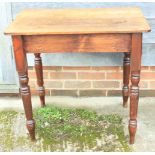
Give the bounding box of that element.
[0,111,18,151]
[0,106,132,152]
[33,106,132,151]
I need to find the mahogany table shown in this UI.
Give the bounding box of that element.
[5,7,151,144]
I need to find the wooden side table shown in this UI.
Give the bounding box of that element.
[5,7,151,144]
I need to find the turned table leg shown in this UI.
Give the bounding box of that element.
[12,36,35,141]
[129,33,142,144]
[122,52,130,107]
[34,53,45,107]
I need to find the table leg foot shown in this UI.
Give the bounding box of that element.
[26,119,36,141]
[129,119,137,144]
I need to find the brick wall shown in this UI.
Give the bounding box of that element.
[28,66,155,97]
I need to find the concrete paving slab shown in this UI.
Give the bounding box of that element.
[0,96,155,152]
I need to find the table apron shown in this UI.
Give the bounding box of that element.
[22,33,132,53]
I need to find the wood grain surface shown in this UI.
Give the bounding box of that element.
[5,7,150,35]
[23,33,131,53]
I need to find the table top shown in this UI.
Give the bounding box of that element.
[5,7,151,35]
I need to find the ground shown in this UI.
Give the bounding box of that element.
[0,96,155,151]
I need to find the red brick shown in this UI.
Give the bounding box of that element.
[92,66,120,71]
[120,66,149,71]
[93,81,120,88]
[106,72,122,80]
[63,66,91,70]
[78,72,105,80]
[150,66,155,71]
[44,81,63,88]
[43,66,62,71]
[141,72,155,80]
[121,66,148,71]
[28,71,36,79]
[24,66,155,97]
[28,71,48,79]
[141,66,149,70]
[64,81,91,89]
[50,72,76,79]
